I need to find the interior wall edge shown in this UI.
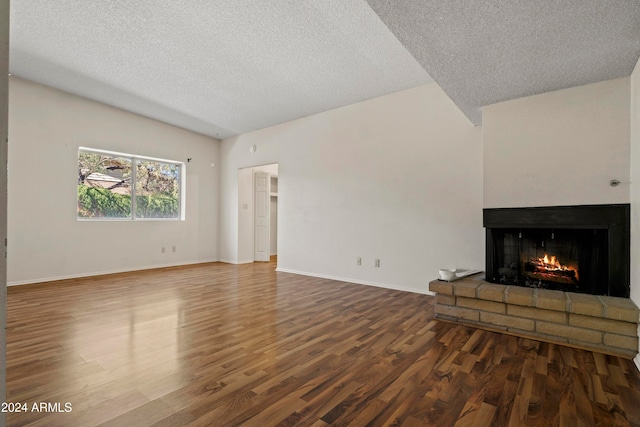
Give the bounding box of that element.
[275,267,434,296]
[6,259,219,287]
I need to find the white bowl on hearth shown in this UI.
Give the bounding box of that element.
[439,269,456,281]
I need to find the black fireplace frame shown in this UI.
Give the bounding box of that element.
[483,204,630,297]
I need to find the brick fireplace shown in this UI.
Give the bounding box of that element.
[429,277,639,357]
[429,203,638,357]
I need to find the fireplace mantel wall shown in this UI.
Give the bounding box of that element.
[482,78,630,210]
[482,75,639,363]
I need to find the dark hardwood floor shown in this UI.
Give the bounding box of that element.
[6,259,640,426]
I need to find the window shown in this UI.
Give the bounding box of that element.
[77,148,184,220]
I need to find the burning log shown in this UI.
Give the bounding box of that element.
[524,254,579,285]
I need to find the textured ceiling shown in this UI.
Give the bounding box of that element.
[9,1,431,139]
[366,0,640,125]
[9,1,640,138]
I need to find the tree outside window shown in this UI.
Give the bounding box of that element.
[77,148,183,220]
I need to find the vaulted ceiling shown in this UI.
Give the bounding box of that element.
[9,1,640,139]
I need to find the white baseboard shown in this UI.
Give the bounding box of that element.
[217,259,254,265]
[635,353,640,373]
[7,259,219,286]
[9,262,436,297]
[274,268,434,295]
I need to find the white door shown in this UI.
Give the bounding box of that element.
[254,172,271,261]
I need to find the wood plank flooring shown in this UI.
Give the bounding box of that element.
[5,259,640,426]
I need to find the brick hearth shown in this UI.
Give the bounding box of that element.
[429,274,639,358]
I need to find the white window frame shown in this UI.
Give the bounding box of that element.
[78,147,186,221]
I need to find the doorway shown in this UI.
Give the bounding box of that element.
[237,163,278,263]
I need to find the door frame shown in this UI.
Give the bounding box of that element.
[237,163,278,263]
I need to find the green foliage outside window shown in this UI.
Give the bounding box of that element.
[78,149,182,220]
[77,185,131,218]
[135,194,180,218]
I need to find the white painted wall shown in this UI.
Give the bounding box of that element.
[483,78,631,208]
[220,84,484,293]
[630,57,640,369]
[8,77,220,285]
[0,0,8,417]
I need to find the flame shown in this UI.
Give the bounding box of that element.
[534,253,579,280]
[542,254,560,268]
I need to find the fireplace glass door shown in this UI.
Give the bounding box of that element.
[490,228,608,295]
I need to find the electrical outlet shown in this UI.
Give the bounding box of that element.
[375,258,380,268]
[172,246,176,253]
[161,247,166,254]
[356,257,361,266]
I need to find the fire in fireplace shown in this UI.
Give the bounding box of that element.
[525,253,579,285]
[484,204,630,297]
[490,227,606,294]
